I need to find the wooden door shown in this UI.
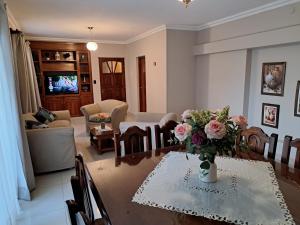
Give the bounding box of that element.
[138,56,146,112]
[99,58,126,101]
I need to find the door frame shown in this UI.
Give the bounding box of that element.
[137,56,146,112]
[98,57,126,101]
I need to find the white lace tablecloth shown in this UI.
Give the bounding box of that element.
[132,152,295,225]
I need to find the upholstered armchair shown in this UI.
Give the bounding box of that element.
[80,99,128,132]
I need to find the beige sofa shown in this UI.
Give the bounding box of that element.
[80,99,128,132]
[22,110,76,174]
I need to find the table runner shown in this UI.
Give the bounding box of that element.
[132,152,295,225]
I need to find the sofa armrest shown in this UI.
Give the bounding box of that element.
[53,110,71,121]
[111,103,128,131]
[80,104,101,117]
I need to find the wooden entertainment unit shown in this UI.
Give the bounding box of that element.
[30,41,94,116]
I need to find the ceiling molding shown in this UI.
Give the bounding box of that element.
[6,6,21,29]
[196,0,300,31]
[165,24,199,31]
[125,25,166,44]
[25,35,126,44]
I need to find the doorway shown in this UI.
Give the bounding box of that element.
[138,56,146,112]
[98,57,126,101]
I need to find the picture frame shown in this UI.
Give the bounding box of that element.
[261,62,286,96]
[294,81,300,117]
[261,103,280,128]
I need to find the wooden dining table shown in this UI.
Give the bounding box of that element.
[86,149,300,225]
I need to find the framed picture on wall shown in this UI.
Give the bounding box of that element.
[261,103,280,128]
[294,81,300,117]
[261,62,286,96]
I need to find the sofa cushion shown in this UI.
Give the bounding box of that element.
[23,113,38,122]
[34,107,56,123]
[89,113,111,123]
[25,120,48,129]
[48,120,71,128]
[159,113,178,127]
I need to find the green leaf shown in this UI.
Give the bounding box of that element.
[200,160,210,170]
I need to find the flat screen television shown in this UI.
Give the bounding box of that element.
[45,74,78,95]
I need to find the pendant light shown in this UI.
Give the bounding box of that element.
[178,0,194,8]
[86,27,98,51]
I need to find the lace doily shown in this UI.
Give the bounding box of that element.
[132,152,295,225]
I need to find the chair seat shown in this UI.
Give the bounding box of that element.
[93,218,106,225]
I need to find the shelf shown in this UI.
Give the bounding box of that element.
[42,60,76,63]
[80,72,89,75]
[79,62,89,64]
[34,60,39,63]
[43,70,78,72]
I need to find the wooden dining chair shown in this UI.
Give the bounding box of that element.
[114,125,152,157]
[282,136,300,169]
[66,200,106,225]
[236,126,278,160]
[154,120,182,150]
[71,155,94,222]
[89,179,112,225]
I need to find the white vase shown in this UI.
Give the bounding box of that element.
[199,162,217,183]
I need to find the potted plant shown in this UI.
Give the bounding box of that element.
[172,106,247,183]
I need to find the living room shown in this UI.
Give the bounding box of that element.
[1,0,300,225]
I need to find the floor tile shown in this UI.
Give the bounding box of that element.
[17,209,67,225]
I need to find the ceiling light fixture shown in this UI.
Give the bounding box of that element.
[178,0,194,8]
[86,27,98,51]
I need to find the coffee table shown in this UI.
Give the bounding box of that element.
[90,125,114,154]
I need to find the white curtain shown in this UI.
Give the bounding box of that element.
[11,32,41,113]
[0,1,31,224]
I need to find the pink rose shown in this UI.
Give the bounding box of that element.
[204,120,226,139]
[174,123,192,142]
[231,115,248,130]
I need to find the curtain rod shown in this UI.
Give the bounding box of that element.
[10,28,22,34]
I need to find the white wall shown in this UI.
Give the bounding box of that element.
[248,44,300,162]
[90,44,127,104]
[166,30,197,114]
[126,30,167,113]
[197,2,300,44]
[194,2,300,164]
[195,50,249,115]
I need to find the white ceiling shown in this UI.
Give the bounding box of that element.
[6,0,295,42]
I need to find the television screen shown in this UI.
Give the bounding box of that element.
[45,75,78,95]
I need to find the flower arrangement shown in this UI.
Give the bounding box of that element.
[173,106,247,170]
[93,113,111,123]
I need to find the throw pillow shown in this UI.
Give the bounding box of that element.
[25,120,48,129]
[89,113,111,123]
[34,107,56,123]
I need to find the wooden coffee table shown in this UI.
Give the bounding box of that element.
[90,125,114,154]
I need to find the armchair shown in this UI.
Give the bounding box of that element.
[80,99,128,132]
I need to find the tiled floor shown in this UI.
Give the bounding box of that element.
[16,117,107,225]
[17,169,75,225]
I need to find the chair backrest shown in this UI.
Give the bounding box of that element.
[89,179,112,225]
[154,120,179,149]
[114,125,152,157]
[71,155,94,222]
[236,126,278,159]
[282,136,300,169]
[66,200,93,225]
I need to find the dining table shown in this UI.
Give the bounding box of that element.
[86,149,300,225]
